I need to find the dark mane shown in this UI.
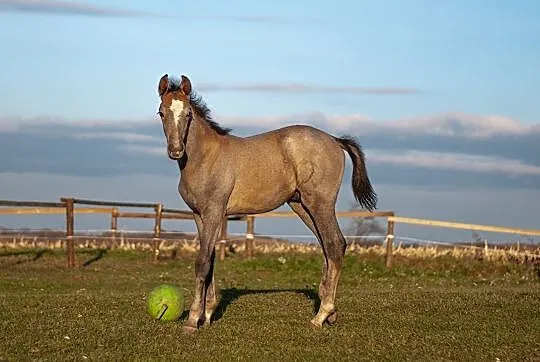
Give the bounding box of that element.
[168,77,231,136]
[189,93,232,136]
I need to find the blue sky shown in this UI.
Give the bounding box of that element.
[1,0,539,121]
[0,0,539,243]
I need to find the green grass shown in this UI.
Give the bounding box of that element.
[0,248,539,361]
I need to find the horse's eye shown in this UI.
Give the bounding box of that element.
[157,111,164,118]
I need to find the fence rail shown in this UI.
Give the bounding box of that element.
[250,210,394,218]
[0,200,65,208]
[388,216,540,237]
[68,198,158,209]
[1,197,538,268]
[0,207,116,215]
[114,211,193,220]
[0,207,64,215]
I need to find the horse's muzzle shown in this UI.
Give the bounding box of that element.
[167,144,184,160]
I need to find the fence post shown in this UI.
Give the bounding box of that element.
[385,220,395,269]
[246,216,255,258]
[62,197,75,268]
[152,203,163,262]
[219,218,228,261]
[110,208,118,249]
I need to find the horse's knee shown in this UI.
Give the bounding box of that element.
[195,252,211,276]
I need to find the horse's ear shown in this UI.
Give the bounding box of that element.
[180,75,192,96]
[158,74,169,96]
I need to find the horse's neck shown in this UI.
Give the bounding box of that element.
[182,116,222,170]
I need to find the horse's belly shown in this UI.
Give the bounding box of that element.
[226,178,294,214]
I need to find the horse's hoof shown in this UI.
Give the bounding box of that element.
[326,311,338,326]
[309,319,323,330]
[202,313,213,327]
[182,325,198,334]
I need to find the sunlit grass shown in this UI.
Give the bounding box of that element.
[0,248,539,361]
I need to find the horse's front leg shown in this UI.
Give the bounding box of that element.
[183,212,222,333]
[203,247,217,326]
[191,214,217,326]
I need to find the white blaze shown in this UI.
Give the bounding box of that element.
[169,99,186,127]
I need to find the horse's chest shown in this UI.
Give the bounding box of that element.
[178,173,232,212]
[178,178,202,212]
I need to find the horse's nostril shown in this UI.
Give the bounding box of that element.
[168,144,181,156]
[167,146,182,160]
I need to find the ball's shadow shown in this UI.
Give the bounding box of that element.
[179,309,190,321]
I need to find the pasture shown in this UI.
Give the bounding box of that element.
[0,247,539,361]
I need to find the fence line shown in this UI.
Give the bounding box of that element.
[2,227,533,246]
[1,197,538,268]
[0,229,540,260]
[0,229,532,247]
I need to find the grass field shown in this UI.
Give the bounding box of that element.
[0,247,539,361]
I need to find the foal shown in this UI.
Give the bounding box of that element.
[157,74,377,332]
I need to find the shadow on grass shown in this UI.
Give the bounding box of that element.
[0,249,50,265]
[212,287,320,323]
[81,249,108,267]
[0,248,108,267]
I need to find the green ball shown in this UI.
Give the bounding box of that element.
[147,284,184,322]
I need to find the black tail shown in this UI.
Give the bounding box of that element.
[336,136,377,211]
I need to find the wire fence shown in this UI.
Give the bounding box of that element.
[1,227,537,251]
[2,228,539,265]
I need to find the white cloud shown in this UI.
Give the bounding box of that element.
[0,116,152,133]
[321,113,373,130]
[218,111,374,131]
[219,111,334,127]
[384,113,530,138]
[1,112,537,141]
[369,150,540,176]
[280,112,531,138]
[119,145,164,156]
[221,112,535,139]
[72,132,160,143]
[217,111,537,139]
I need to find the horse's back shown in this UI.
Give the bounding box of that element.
[245,124,333,142]
[223,125,344,213]
[237,124,344,170]
[243,124,345,183]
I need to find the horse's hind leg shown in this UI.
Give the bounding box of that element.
[288,201,328,310]
[301,201,347,328]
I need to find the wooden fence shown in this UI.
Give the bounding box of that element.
[1,198,539,269]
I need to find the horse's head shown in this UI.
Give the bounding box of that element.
[157,74,193,160]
